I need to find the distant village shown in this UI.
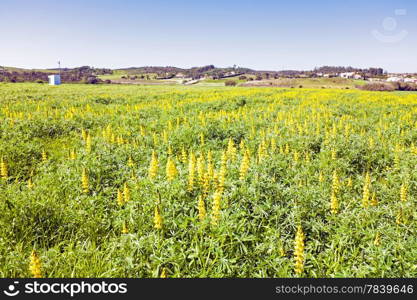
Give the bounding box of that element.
[314,71,417,84]
[1,65,416,90]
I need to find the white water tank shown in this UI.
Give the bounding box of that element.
[48,75,61,85]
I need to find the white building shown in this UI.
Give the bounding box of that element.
[387,77,403,83]
[48,75,61,85]
[404,78,417,84]
[340,72,355,79]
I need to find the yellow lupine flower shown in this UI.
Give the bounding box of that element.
[294,226,305,276]
[41,150,47,161]
[370,192,378,206]
[197,195,206,221]
[160,268,168,278]
[148,151,159,179]
[400,183,407,202]
[81,168,89,194]
[121,222,129,234]
[0,157,8,179]
[188,152,196,191]
[373,232,381,246]
[154,206,163,230]
[210,191,222,225]
[29,250,42,278]
[27,178,34,189]
[69,149,77,160]
[226,138,237,161]
[166,157,178,181]
[330,192,339,214]
[117,189,124,206]
[332,170,340,194]
[123,183,130,203]
[127,156,134,168]
[181,147,187,164]
[318,171,324,183]
[239,151,250,180]
[86,133,92,153]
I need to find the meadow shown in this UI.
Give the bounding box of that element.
[0,83,416,278]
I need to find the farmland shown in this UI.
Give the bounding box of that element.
[0,83,416,278]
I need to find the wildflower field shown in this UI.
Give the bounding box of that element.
[0,83,416,278]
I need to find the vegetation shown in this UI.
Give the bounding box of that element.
[0,83,416,278]
[0,66,111,84]
[359,82,417,92]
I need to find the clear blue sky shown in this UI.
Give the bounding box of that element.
[1,0,416,72]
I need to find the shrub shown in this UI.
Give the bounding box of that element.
[392,82,417,91]
[84,76,100,84]
[358,83,395,92]
[239,75,247,80]
[225,80,237,86]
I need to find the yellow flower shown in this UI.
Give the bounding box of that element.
[123,183,130,203]
[0,157,8,179]
[196,154,205,185]
[400,183,407,202]
[127,156,134,168]
[370,192,378,206]
[41,150,47,161]
[331,149,337,160]
[181,147,187,164]
[121,222,129,234]
[330,191,339,214]
[396,209,403,225]
[217,165,226,195]
[226,138,237,161]
[160,268,168,278]
[148,151,159,179]
[332,170,340,194]
[373,232,381,246]
[81,168,89,194]
[154,206,163,230]
[318,171,324,183]
[279,246,286,257]
[166,157,178,181]
[239,151,250,180]
[188,152,196,191]
[86,133,92,153]
[294,226,305,276]
[200,133,205,146]
[69,149,77,160]
[29,250,42,278]
[117,188,124,206]
[210,191,222,225]
[198,195,206,221]
[27,178,34,189]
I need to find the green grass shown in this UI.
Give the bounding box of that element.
[0,83,416,278]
